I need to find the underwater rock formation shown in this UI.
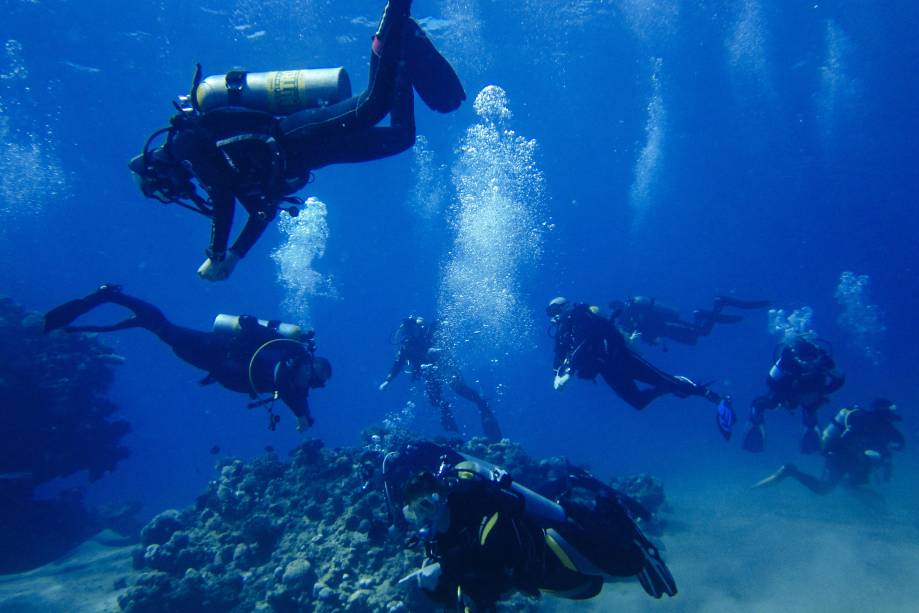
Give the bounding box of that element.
[119,430,667,612]
[0,296,131,572]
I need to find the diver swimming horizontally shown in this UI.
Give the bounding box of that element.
[546,297,736,440]
[43,285,331,431]
[129,0,466,281]
[610,295,770,349]
[742,336,845,454]
[385,443,677,611]
[379,315,502,441]
[753,398,905,495]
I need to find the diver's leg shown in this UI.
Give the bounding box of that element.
[660,321,701,345]
[448,374,501,441]
[600,367,666,410]
[279,1,410,140]
[425,375,458,432]
[800,406,821,454]
[715,296,771,310]
[743,395,773,453]
[44,284,167,334]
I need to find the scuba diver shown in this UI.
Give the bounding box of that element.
[546,297,736,440]
[753,398,905,494]
[386,443,677,611]
[742,336,846,454]
[43,285,331,431]
[379,315,502,442]
[610,295,770,349]
[129,0,465,281]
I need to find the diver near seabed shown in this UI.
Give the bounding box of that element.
[379,315,502,441]
[546,297,736,439]
[742,336,845,454]
[386,443,677,610]
[753,399,905,494]
[610,295,770,349]
[43,285,331,431]
[129,0,465,281]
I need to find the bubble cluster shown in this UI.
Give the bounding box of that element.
[410,135,447,219]
[629,57,666,217]
[270,197,335,325]
[817,20,859,141]
[726,0,775,102]
[0,40,27,81]
[437,86,546,359]
[768,306,816,343]
[835,271,884,364]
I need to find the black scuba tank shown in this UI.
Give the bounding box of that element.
[194,68,352,115]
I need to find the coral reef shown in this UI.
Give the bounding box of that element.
[0,296,131,572]
[119,430,667,612]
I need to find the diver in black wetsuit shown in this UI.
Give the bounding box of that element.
[389,445,677,611]
[610,295,770,349]
[378,316,502,441]
[742,336,846,454]
[129,0,465,281]
[43,285,331,430]
[753,399,905,494]
[546,297,736,439]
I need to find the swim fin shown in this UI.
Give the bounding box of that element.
[800,426,821,455]
[715,296,771,310]
[634,535,678,598]
[403,19,466,113]
[752,464,796,489]
[43,284,123,333]
[713,313,744,324]
[716,398,736,441]
[742,423,766,453]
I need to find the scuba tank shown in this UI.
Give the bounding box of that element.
[194,67,352,114]
[212,314,307,341]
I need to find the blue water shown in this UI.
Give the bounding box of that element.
[2,0,918,606]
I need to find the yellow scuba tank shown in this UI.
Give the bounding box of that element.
[212,314,307,341]
[195,67,352,115]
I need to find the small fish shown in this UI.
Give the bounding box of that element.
[0,472,33,482]
[209,445,221,455]
[60,60,102,73]
[246,30,266,40]
[234,24,252,32]
[199,7,227,16]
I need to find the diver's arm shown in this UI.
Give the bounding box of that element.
[381,350,407,389]
[283,394,314,431]
[207,191,235,260]
[229,212,270,258]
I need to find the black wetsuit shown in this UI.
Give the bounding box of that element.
[43,289,316,424]
[774,407,904,495]
[552,303,715,410]
[746,339,845,453]
[613,295,769,348]
[154,2,417,261]
[383,320,501,440]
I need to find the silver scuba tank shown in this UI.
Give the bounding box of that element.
[455,456,568,527]
[213,314,306,340]
[195,67,352,114]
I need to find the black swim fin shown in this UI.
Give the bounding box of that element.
[713,313,744,324]
[479,407,502,442]
[43,284,123,333]
[403,19,466,113]
[634,535,678,598]
[742,424,766,453]
[800,427,821,455]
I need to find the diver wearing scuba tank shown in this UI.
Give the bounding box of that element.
[42,285,332,431]
[129,0,467,282]
[742,336,846,454]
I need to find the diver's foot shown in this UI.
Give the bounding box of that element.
[95,283,123,296]
[752,464,796,489]
[716,398,736,441]
[404,18,466,113]
[479,408,502,442]
[800,427,821,455]
[672,375,695,398]
[742,423,766,453]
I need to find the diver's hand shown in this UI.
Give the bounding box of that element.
[296,415,314,432]
[378,380,390,392]
[554,372,571,391]
[628,331,642,343]
[197,251,240,282]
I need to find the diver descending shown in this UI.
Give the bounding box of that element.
[129,0,465,281]
[43,285,331,431]
[753,399,905,494]
[379,315,502,442]
[546,297,736,439]
[387,444,677,610]
[610,295,771,348]
[742,336,846,454]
